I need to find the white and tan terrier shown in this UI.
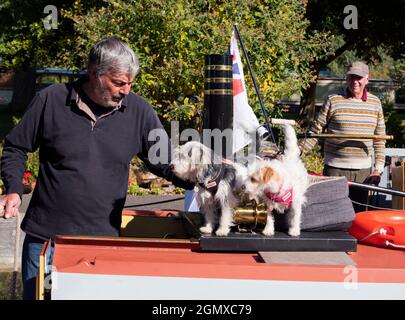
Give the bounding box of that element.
[245,125,308,237]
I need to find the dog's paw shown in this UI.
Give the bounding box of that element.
[262,229,274,237]
[215,227,230,237]
[288,227,301,237]
[200,226,213,234]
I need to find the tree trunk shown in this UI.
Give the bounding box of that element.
[10,69,37,112]
[299,61,321,127]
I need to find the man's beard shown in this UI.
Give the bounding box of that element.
[96,79,125,108]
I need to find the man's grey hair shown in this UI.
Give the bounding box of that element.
[88,36,140,78]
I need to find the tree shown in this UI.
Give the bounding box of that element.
[299,0,405,124]
[1,0,330,129]
[383,98,405,147]
[61,0,331,130]
[0,0,107,111]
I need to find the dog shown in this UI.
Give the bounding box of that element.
[244,124,308,237]
[170,141,247,236]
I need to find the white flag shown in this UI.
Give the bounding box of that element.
[230,31,263,153]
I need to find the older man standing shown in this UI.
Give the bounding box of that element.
[0,37,193,299]
[300,61,386,211]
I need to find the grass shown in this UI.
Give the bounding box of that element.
[0,272,22,300]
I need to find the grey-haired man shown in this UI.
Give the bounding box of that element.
[0,37,193,299]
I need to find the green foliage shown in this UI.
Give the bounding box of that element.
[117,0,326,126]
[0,0,105,70]
[11,116,20,126]
[302,144,324,174]
[327,47,405,80]
[173,187,186,195]
[306,0,405,62]
[383,98,405,147]
[390,59,405,82]
[300,0,405,121]
[2,0,331,130]
[150,186,162,195]
[9,116,40,180]
[127,181,148,196]
[25,152,40,180]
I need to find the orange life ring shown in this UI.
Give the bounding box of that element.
[348,210,405,250]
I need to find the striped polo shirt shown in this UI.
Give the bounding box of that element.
[300,91,386,172]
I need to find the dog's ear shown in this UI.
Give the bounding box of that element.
[259,167,277,184]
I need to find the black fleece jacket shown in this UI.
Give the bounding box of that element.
[0,81,193,239]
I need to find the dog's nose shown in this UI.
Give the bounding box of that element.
[241,185,246,191]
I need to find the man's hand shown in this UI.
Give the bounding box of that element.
[363,172,381,186]
[0,193,22,219]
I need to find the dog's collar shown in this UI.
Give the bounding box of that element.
[198,164,224,195]
[198,159,234,195]
[265,186,293,208]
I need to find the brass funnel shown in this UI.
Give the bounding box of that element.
[233,200,267,230]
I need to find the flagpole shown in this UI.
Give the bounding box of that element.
[233,24,276,144]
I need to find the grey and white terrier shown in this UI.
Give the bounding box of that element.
[170,141,248,236]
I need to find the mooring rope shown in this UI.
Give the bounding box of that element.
[350,200,405,212]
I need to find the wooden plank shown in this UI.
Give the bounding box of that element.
[36,240,51,300]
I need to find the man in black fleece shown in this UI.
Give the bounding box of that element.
[0,36,193,299]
